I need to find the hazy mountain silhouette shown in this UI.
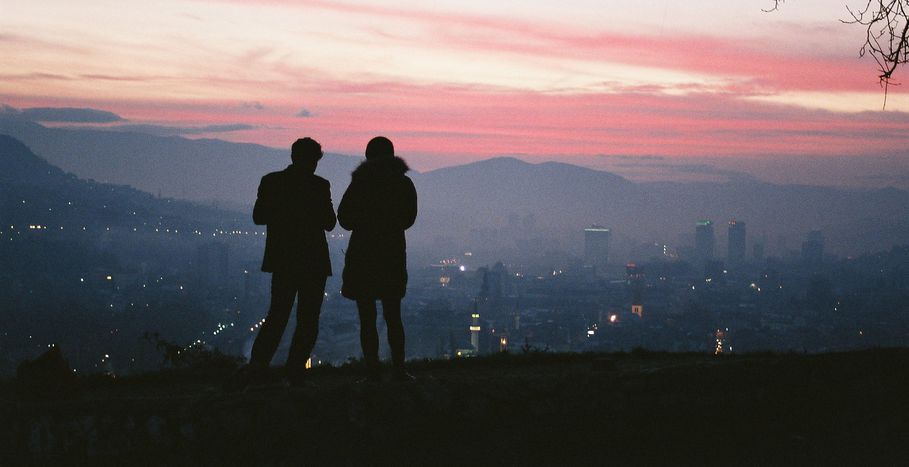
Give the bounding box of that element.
[0,117,358,207]
[0,134,247,231]
[410,157,642,243]
[0,134,71,183]
[412,157,909,256]
[3,118,908,257]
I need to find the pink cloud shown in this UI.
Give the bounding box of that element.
[251,82,909,165]
[205,0,891,94]
[7,65,907,170]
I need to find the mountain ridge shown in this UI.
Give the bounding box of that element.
[2,121,908,257]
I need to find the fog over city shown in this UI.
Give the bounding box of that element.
[2,111,907,376]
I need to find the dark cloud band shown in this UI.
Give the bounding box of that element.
[18,107,123,123]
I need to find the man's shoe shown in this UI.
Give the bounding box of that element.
[225,364,268,392]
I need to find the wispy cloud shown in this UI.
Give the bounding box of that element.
[3,0,906,174]
[204,0,879,94]
[612,161,757,182]
[100,123,255,137]
[2,105,124,123]
[241,101,265,111]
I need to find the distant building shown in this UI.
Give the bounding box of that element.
[695,220,715,262]
[625,262,643,282]
[584,225,611,274]
[478,262,508,301]
[626,263,644,317]
[727,220,746,265]
[801,230,825,266]
[470,310,481,351]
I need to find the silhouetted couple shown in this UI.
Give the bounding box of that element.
[244,136,417,387]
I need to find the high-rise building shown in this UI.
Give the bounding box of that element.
[626,263,644,317]
[727,220,746,265]
[695,220,715,262]
[470,311,481,351]
[801,230,825,266]
[478,262,508,302]
[584,225,610,273]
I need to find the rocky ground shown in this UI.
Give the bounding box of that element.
[2,349,908,466]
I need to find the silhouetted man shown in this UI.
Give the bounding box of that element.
[248,137,336,386]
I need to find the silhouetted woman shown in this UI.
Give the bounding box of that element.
[338,137,417,381]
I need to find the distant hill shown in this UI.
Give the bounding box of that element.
[412,157,909,256]
[2,119,908,257]
[0,134,246,232]
[0,117,359,207]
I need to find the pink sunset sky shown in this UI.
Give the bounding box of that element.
[1,0,908,184]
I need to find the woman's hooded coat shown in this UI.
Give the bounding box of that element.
[338,156,417,300]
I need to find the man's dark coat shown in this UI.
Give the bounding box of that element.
[253,164,336,275]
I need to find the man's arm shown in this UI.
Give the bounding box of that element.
[321,180,337,232]
[252,176,273,225]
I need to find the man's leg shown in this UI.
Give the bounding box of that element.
[356,299,380,379]
[249,272,297,368]
[381,299,405,369]
[286,275,326,376]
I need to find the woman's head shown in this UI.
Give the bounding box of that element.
[365,136,394,160]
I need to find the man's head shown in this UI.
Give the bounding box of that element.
[365,136,394,161]
[291,137,323,170]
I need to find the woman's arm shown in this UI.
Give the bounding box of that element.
[337,180,361,231]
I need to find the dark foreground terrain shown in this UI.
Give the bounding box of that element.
[2,349,908,466]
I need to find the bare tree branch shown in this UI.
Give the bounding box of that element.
[841,0,909,85]
[768,1,909,107]
[762,0,784,13]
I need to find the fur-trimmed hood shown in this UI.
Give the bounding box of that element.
[351,156,410,180]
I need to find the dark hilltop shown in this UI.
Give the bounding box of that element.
[2,349,907,466]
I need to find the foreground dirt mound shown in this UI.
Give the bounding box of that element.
[1,350,907,466]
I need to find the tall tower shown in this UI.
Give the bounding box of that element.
[470,312,481,351]
[626,263,644,317]
[695,220,715,262]
[727,220,746,265]
[584,225,611,274]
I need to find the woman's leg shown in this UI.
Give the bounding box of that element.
[381,299,405,369]
[356,299,380,376]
